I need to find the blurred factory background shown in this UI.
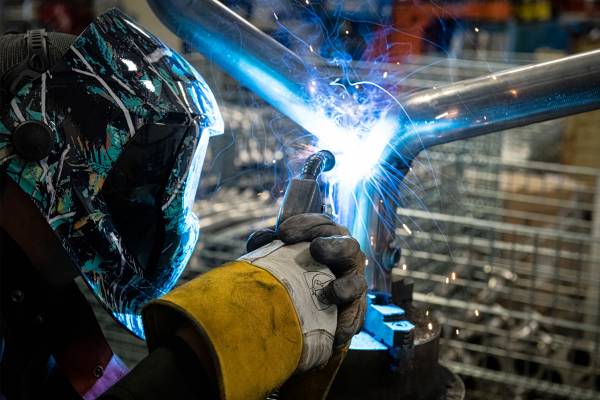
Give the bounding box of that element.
[2,1,600,399]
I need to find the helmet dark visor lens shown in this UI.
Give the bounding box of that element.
[101,123,190,273]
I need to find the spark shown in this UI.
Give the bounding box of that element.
[474,309,480,317]
[455,329,460,335]
[305,0,310,4]
[365,259,369,266]
[445,277,450,284]
[314,108,397,188]
[427,322,433,331]
[474,27,480,32]
[261,10,444,295]
[425,310,429,316]
[451,272,456,281]
[273,12,278,21]
[402,263,407,271]
[435,111,449,120]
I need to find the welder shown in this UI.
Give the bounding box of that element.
[0,9,366,400]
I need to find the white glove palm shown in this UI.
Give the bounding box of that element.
[245,214,367,371]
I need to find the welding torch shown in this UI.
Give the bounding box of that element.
[276,150,335,226]
[247,149,336,249]
[246,149,338,315]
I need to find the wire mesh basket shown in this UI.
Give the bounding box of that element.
[395,140,600,400]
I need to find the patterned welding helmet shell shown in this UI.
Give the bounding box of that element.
[0,9,224,338]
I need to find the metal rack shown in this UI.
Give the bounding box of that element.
[83,54,600,399]
[395,144,600,399]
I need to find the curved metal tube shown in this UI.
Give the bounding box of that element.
[389,50,600,163]
[148,0,600,165]
[147,0,330,133]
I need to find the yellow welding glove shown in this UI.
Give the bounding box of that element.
[142,214,366,400]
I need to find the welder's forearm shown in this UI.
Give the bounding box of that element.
[142,261,305,400]
[99,337,218,400]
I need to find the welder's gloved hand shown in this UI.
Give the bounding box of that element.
[141,214,366,400]
[245,214,367,400]
[247,213,367,349]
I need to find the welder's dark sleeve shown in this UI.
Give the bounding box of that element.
[99,336,217,400]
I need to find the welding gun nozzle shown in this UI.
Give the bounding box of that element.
[301,150,336,180]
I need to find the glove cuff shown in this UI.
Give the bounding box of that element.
[142,261,303,400]
[280,345,350,400]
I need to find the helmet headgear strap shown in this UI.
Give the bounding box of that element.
[0,29,49,106]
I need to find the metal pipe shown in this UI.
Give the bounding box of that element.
[365,51,600,292]
[146,0,330,133]
[389,50,600,163]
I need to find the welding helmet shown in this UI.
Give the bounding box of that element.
[0,9,223,338]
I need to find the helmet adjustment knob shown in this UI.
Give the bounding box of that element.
[12,121,53,161]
